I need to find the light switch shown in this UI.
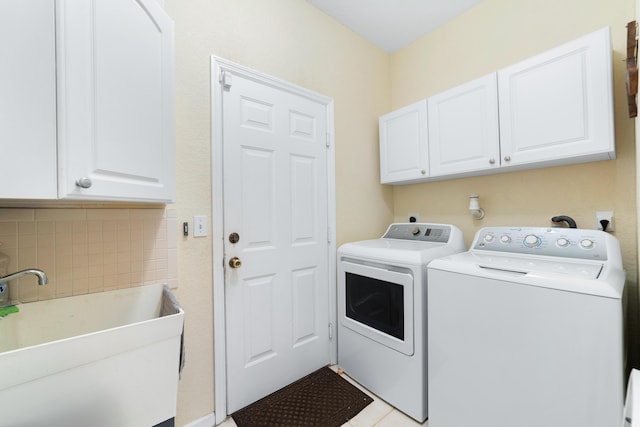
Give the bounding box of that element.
[194,215,208,237]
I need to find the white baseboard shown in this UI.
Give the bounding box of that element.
[183,412,216,427]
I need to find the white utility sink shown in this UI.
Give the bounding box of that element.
[0,283,184,427]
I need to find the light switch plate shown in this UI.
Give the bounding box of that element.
[194,215,208,237]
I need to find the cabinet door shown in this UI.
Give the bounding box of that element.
[0,0,57,199]
[57,0,175,202]
[428,73,500,177]
[498,27,614,169]
[379,100,429,184]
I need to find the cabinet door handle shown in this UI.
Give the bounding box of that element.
[76,177,93,189]
[489,158,495,165]
[504,155,511,162]
[421,169,426,175]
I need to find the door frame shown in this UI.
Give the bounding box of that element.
[210,56,337,424]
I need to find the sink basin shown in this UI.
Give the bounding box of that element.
[0,283,184,427]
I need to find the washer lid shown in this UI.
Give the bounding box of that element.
[474,253,603,279]
[428,252,624,299]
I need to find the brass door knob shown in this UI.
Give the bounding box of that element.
[229,257,242,269]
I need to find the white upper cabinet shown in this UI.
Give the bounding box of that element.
[57,0,175,202]
[428,73,500,177]
[379,27,615,185]
[379,100,429,184]
[0,0,175,203]
[498,27,615,169]
[0,1,57,199]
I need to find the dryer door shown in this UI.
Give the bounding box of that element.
[338,260,414,355]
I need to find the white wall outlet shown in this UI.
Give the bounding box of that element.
[194,215,208,237]
[408,213,420,223]
[595,211,614,232]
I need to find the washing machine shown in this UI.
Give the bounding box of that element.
[337,222,465,422]
[427,226,625,427]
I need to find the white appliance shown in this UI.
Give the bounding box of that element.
[624,369,640,427]
[428,226,625,427]
[337,223,465,422]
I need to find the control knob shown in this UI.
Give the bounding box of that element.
[580,239,595,249]
[411,226,421,236]
[556,238,570,248]
[483,234,495,243]
[500,235,512,244]
[523,234,541,248]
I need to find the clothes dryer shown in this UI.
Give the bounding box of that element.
[427,226,625,427]
[337,223,465,422]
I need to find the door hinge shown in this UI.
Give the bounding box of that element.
[327,226,332,243]
[220,71,233,89]
[325,132,331,148]
[329,323,333,340]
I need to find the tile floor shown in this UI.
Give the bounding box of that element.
[218,365,428,427]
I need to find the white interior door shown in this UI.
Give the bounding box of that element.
[220,67,332,413]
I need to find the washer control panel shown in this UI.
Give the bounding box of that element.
[383,223,452,243]
[472,227,608,260]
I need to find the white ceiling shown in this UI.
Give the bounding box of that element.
[307,0,481,53]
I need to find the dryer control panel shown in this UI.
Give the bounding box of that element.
[472,227,608,260]
[383,223,452,243]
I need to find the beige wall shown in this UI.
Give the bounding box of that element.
[164,0,392,423]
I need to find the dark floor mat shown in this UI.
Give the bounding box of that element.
[232,366,373,427]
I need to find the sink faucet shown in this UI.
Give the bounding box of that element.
[1,269,48,285]
[0,269,48,307]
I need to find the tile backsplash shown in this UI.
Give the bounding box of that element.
[0,207,177,304]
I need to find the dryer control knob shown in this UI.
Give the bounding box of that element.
[484,234,495,243]
[500,235,511,244]
[556,238,570,248]
[411,226,421,236]
[523,234,541,248]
